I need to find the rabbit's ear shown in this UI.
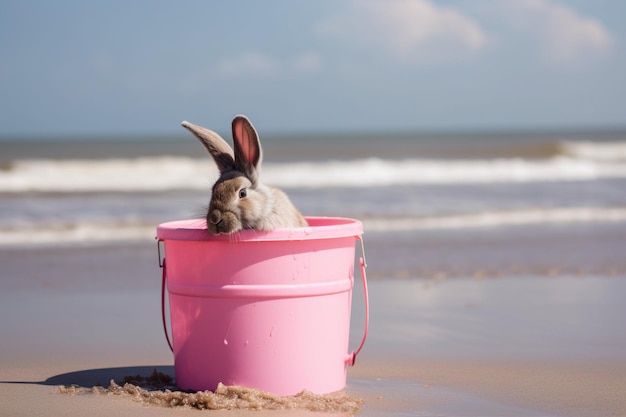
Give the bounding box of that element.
[232,115,262,179]
[182,121,235,173]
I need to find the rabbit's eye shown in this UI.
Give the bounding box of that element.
[239,188,247,198]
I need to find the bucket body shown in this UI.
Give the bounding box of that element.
[156,217,366,395]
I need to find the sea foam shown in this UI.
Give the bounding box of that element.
[2,207,626,247]
[2,141,626,193]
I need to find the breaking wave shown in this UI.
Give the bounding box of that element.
[2,140,626,193]
[2,207,626,246]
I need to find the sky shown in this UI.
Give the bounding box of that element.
[1,0,625,137]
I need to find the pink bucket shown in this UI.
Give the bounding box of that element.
[156,217,368,395]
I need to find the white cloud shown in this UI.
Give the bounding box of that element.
[216,52,280,78]
[215,52,323,78]
[291,52,324,73]
[502,0,613,64]
[315,0,488,62]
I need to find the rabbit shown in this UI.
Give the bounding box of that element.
[181,115,308,234]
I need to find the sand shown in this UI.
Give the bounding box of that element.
[1,238,626,416]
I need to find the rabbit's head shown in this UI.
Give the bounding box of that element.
[182,115,307,234]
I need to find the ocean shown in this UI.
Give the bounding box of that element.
[1,128,626,251]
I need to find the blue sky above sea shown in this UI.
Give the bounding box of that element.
[1,0,625,137]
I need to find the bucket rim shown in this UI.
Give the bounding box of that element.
[156,216,363,242]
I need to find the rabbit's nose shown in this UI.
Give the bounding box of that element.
[209,210,222,225]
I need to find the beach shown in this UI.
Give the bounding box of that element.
[1,130,626,415]
[2,221,626,417]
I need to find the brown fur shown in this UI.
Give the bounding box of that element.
[181,116,308,234]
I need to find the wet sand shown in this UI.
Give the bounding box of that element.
[1,227,626,416]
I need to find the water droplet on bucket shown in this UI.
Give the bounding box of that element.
[223,339,229,346]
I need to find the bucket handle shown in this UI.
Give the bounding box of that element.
[158,239,174,352]
[160,258,174,352]
[347,235,369,366]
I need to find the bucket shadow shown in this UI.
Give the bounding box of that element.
[1,365,174,389]
[48,365,175,388]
